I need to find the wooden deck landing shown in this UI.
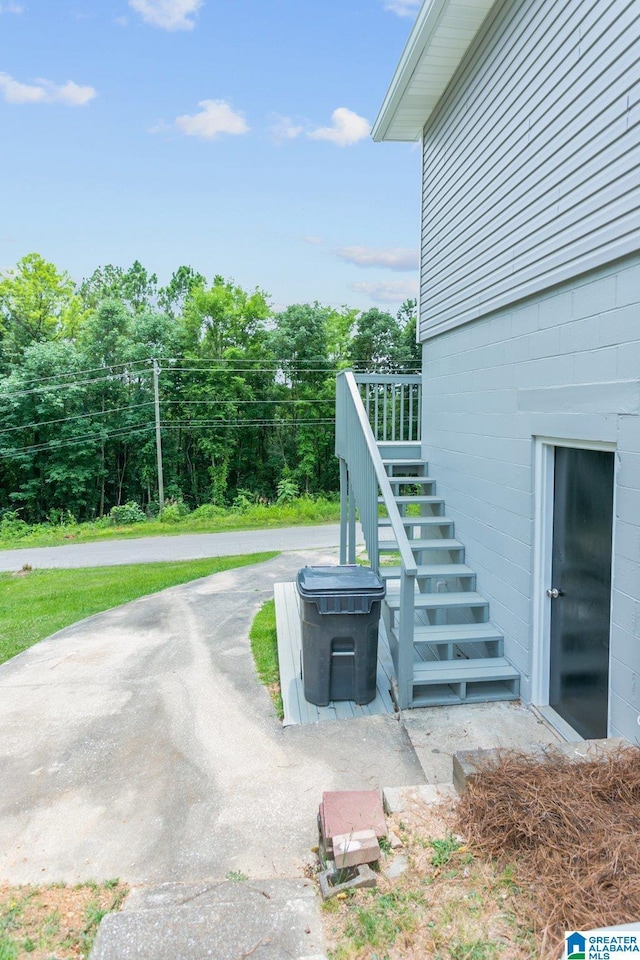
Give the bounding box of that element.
[274,581,397,727]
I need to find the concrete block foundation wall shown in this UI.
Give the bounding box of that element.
[421,252,640,742]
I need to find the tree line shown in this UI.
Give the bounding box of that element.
[0,253,420,523]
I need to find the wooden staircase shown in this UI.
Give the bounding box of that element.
[377,441,520,708]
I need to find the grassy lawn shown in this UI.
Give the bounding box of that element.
[0,880,128,960]
[249,598,283,719]
[0,498,341,551]
[0,553,277,666]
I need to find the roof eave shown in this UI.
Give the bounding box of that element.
[372,0,498,143]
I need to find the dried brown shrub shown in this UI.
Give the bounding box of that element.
[456,745,640,959]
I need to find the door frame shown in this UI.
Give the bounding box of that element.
[532,436,616,738]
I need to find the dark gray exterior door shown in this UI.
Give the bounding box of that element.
[549,447,614,739]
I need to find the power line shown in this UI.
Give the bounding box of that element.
[0,370,152,401]
[162,399,333,406]
[0,401,154,436]
[0,358,153,390]
[161,419,335,427]
[0,416,335,459]
[0,423,155,459]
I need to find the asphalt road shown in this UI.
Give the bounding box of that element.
[0,523,362,571]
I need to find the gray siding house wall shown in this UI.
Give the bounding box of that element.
[375,0,640,740]
[423,256,640,740]
[420,0,640,340]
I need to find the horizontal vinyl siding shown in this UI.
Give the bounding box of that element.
[419,0,640,341]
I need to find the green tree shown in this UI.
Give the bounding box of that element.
[396,298,421,370]
[349,307,412,373]
[270,303,337,493]
[183,276,270,355]
[0,340,99,521]
[158,265,205,319]
[0,254,85,369]
[78,261,158,314]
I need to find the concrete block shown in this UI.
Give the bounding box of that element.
[332,830,380,869]
[318,863,377,901]
[321,791,387,844]
[572,346,618,384]
[537,289,572,330]
[615,260,640,308]
[453,738,632,794]
[572,274,616,319]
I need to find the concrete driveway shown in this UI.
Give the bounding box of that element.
[0,548,423,886]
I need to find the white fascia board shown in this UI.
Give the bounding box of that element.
[372,0,498,143]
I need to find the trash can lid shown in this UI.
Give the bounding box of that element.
[296,565,385,599]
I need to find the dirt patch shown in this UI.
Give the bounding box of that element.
[321,791,535,959]
[322,744,640,959]
[457,744,640,960]
[0,881,128,959]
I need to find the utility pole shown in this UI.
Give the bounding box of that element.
[153,359,165,510]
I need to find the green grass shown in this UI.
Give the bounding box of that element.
[0,553,277,666]
[0,880,128,960]
[0,497,341,551]
[249,598,283,719]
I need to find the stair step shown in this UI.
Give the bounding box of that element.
[386,591,488,612]
[387,476,435,485]
[378,495,443,506]
[379,564,475,581]
[377,443,421,461]
[412,622,504,644]
[410,655,521,705]
[379,538,464,554]
[378,516,454,528]
[413,657,519,684]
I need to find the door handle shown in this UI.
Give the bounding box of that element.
[546,587,562,599]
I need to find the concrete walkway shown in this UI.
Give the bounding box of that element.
[0,524,359,571]
[0,548,422,887]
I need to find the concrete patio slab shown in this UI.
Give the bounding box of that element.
[401,700,565,784]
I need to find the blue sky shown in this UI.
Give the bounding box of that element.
[0,0,421,312]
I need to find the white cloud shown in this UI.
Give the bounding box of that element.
[351,278,419,304]
[383,0,420,16]
[303,236,324,246]
[0,72,96,105]
[174,99,249,139]
[337,245,418,271]
[0,3,23,13]
[128,0,202,31]
[268,113,303,144]
[308,107,370,147]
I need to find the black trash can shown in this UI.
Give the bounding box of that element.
[296,565,386,707]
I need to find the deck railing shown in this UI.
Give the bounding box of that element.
[355,373,421,443]
[335,370,420,706]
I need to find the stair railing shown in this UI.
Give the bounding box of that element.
[335,369,418,707]
[355,373,422,443]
